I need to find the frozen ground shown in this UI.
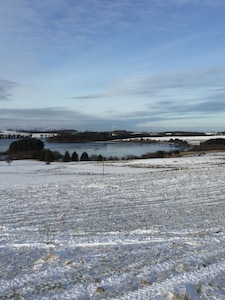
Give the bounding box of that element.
[125,135,225,145]
[1,153,225,299]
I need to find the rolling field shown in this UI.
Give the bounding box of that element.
[1,153,225,299]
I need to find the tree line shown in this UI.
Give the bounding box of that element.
[5,138,105,163]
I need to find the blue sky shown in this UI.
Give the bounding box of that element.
[0,0,225,132]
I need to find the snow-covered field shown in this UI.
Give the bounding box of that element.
[125,135,225,145]
[1,153,225,299]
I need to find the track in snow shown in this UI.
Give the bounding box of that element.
[1,155,225,299]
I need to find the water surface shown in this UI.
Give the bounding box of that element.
[0,139,180,159]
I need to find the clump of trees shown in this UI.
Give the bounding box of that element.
[48,131,113,143]
[141,150,165,159]
[6,138,62,163]
[6,138,105,162]
[61,151,91,162]
[191,138,225,151]
[8,138,44,153]
[62,152,106,162]
[7,138,44,160]
[168,138,190,147]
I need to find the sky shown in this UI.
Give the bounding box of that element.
[0,0,225,132]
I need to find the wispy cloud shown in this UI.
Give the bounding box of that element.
[72,94,105,100]
[0,79,18,101]
[111,67,225,96]
[102,67,225,128]
[70,67,225,123]
[0,107,108,130]
[0,106,165,131]
[108,67,225,122]
[1,0,223,53]
[0,1,136,52]
[1,1,225,132]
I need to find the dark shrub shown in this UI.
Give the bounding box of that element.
[97,154,104,161]
[141,151,165,159]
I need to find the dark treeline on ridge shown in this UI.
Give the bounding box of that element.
[48,131,113,143]
[46,130,209,143]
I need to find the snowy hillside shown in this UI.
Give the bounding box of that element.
[1,153,225,299]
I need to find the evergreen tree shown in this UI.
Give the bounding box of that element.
[45,149,54,163]
[71,151,78,161]
[63,151,71,162]
[80,151,89,161]
[40,150,46,161]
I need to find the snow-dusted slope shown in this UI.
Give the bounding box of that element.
[1,154,225,299]
[139,135,225,145]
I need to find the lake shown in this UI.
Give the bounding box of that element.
[0,139,181,159]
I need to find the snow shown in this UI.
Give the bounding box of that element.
[148,135,225,145]
[1,154,225,299]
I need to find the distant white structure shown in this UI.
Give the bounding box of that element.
[0,130,57,139]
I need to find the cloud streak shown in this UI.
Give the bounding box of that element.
[1,0,224,53]
[72,94,105,100]
[0,79,18,101]
[1,1,225,132]
[0,1,136,52]
[111,67,225,96]
[0,107,110,130]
